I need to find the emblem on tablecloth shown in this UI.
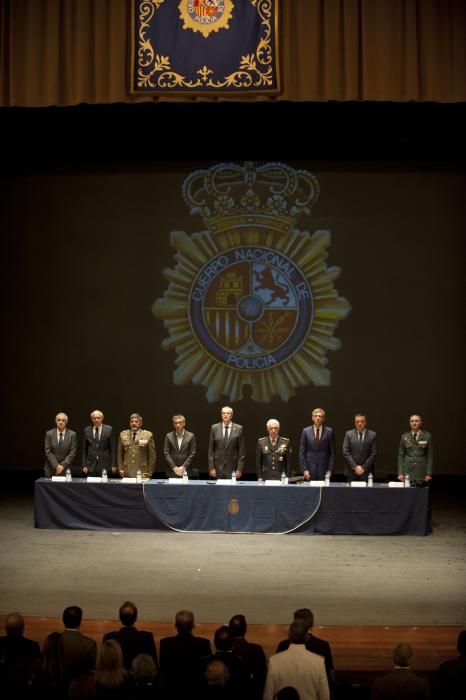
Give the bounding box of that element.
[228,497,240,514]
[153,161,351,403]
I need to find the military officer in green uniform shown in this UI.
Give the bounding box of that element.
[117,413,156,479]
[256,419,291,481]
[397,414,433,483]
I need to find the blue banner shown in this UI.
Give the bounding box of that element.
[130,0,280,95]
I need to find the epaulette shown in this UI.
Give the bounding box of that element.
[259,436,268,441]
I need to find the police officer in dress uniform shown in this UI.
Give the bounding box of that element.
[256,419,291,480]
[397,414,433,483]
[117,413,156,479]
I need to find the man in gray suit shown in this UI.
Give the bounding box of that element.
[44,412,77,476]
[163,414,197,478]
[342,413,378,482]
[82,409,116,477]
[208,406,246,479]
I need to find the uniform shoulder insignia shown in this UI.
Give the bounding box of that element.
[259,436,267,442]
[282,437,290,442]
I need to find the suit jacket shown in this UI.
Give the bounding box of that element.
[256,436,291,480]
[434,654,466,700]
[117,429,156,478]
[264,644,330,700]
[103,626,157,670]
[160,633,211,694]
[0,634,41,694]
[299,426,336,480]
[44,428,77,475]
[371,667,430,700]
[342,428,378,479]
[82,424,115,475]
[232,636,267,699]
[398,430,433,480]
[163,430,196,477]
[276,634,334,687]
[61,628,97,681]
[208,422,246,478]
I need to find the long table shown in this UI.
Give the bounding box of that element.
[34,479,431,535]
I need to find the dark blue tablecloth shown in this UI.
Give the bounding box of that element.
[34,479,431,535]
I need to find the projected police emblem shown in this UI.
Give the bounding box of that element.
[153,162,351,403]
[179,0,233,38]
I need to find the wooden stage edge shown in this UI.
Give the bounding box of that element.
[1,617,462,674]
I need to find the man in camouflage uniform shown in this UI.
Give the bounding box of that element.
[397,414,433,483]
[117,413,156,479]
[256,419,291,481]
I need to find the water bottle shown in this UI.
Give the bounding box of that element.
[324,470,331,487]
[281,470,286,485]
[136,469,142,483]
[101,468,107,483]
[182,468,189,484]
[367,473,373,488]
[231,470,236,485]
[404,473,410,488]
[65,468,72,482]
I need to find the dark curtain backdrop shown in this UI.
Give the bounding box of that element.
[1,159,465,474]
[1,0,465,107]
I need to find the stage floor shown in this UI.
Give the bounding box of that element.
[0,479,465,627]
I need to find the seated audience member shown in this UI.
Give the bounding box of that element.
[103,601,157,671]
[229,613,267,699]
[371,643,430,700]
[204,658,234,699]
[132,653,167,698]
[61,605,97,683]
[276,608,334,687]
[93,639,133,698]
[159,609,211,697]
[0,611,40,699]
[434,629,466,700]
[264,620,329,700]
[29,631,67,700]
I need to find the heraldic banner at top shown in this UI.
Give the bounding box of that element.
[130,0,280,95]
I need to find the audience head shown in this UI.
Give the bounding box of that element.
[175,609,195,634]
[132,653,157,684]
[288,619,309,645]
[229,614,247,638]
[393,642,413,667]
[214,625,235,652]
[457,630,466,655]
[5,611,25,636]
[293,607,314,630]
[119,601,138,626]
[206,659,230,686]
[62,605,83,629]
[95,639,126,689]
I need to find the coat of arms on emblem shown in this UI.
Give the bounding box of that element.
[152,161,351,403]
[179,0,233,38]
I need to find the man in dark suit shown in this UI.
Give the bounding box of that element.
[276,608,334,689]
[81,409,116,477]
[61,605,97,683]
[371,643,430,699]
[163,414,197,478]
[256,419,291,481]
[44,412,77,476]
[342,413,378,482]
[0,612,40,699]
[434,629,466,700]
[160,609,211,697]
[229,614,267,700]
[299,408,336,480]
[103,600,157,671]
[208,406,246,479]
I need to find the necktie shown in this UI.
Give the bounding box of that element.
[58,432,63,446]
[132,431,137,442]
[413,433,418,442]
[224,425,229,445]
[315,428,320,443]
[95,428,99,441]
[358,432,362,441]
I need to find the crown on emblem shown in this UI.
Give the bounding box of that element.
[182,161,320,234]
